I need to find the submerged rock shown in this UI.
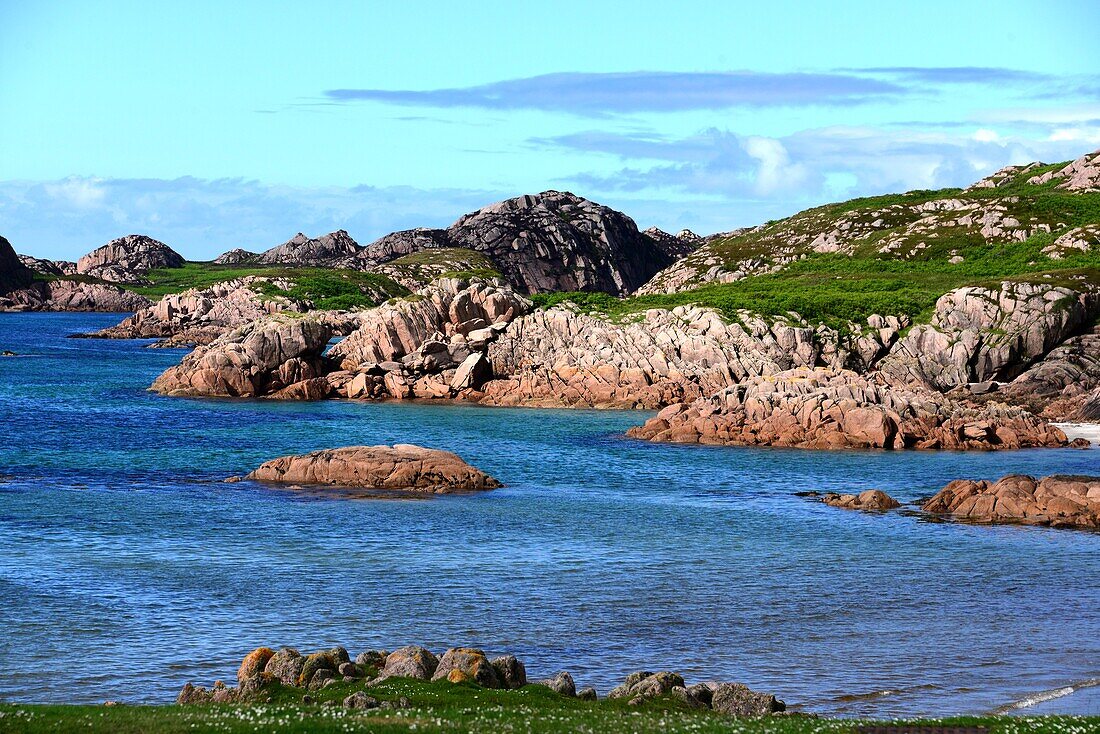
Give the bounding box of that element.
[922,474,1100,529]
[245,444,501,494]
[822,490,901,511]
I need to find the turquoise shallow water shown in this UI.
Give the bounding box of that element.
[1,312,1098,717]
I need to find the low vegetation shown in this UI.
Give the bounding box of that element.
[127,263,409,310]
[0,677,1093,734]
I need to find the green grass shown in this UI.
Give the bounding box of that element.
[532,236,1100,331]
[125,262,409,310]
[0,678,1094,734]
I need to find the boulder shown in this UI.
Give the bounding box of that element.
[822,490,901,511]
[432,648,502,688]
[490,655,527,689]
[627,367,1070,451]
[608,671,685,700]
[343,692,379,710]
[76,234,184,282]
[355,650,389,670]
[710,683,786,716]
[536,671,576,697]
[245,444,501,494]
[922,474,1100,529]
[263,648,305,686]
[237,647,275,685]
[380,646,438,680]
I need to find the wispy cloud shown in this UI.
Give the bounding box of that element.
[846,66,1053,84]
[324,71,906,114]
[542,126,1097,205]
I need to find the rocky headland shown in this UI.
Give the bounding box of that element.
[922,474,1100,529]
[178,644,786,717]
[243,444,501,494]
[75,234,185,283]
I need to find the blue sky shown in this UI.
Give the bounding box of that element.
[1,0,1099,260]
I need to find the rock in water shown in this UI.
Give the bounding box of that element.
[245,444,501,494]
[627,367,1071,451]
[923,474,1100,529]
[822,490,900,510]
[76,234,184,282]
[445,191,672,295]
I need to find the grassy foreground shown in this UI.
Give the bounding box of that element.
[0,679,1096,734]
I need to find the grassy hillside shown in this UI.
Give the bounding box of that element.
[126,263,409,311]
[546,158,1100,329]
[0,676,1092,734]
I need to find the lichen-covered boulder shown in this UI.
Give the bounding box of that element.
[380,646,438,680]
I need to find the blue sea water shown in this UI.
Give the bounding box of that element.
[0,312,1098,718]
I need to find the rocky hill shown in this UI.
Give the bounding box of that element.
[76,234,185,283]
[256,230,362,266]
[637,148,1100,295]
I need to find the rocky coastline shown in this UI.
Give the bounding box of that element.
[177,644,787,718]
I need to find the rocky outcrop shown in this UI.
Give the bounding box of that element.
[880,281,1099,390]
[923,474,1100,529]
[244,444,501,494]
[994,327,1100,420]
[445,191,672,295]
[342,228,452,269]
[76,234,184,282]
[1028,148,1100,192]
[642,227,702,260]
[86,277,306,346]
[213,248,258,265]
[150,315,332,397]
[822,489,900,510]
[18,254,77,276]
[1042,225,1100,259]
[627,367,1073,450]
[329,278,529,400]
[369,248,500,291]
[257,230,361,266]
[476,307,905,409]
[0,236,35,294]
[1,279,151,312]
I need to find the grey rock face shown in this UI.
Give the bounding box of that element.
[643,227,703,259]
[880,281,1099,390]
[76,234,185,282]
[710,682,785,716]
[213,248,258,265]
[344,228,452,269]
[18,254,77,277]
[0,236,35,294]
[535,671,576,697]
[257,230,361,266]
[445,191,672,295]
[150,315,333,397]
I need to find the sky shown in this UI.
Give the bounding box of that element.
[1,0,1099,260]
